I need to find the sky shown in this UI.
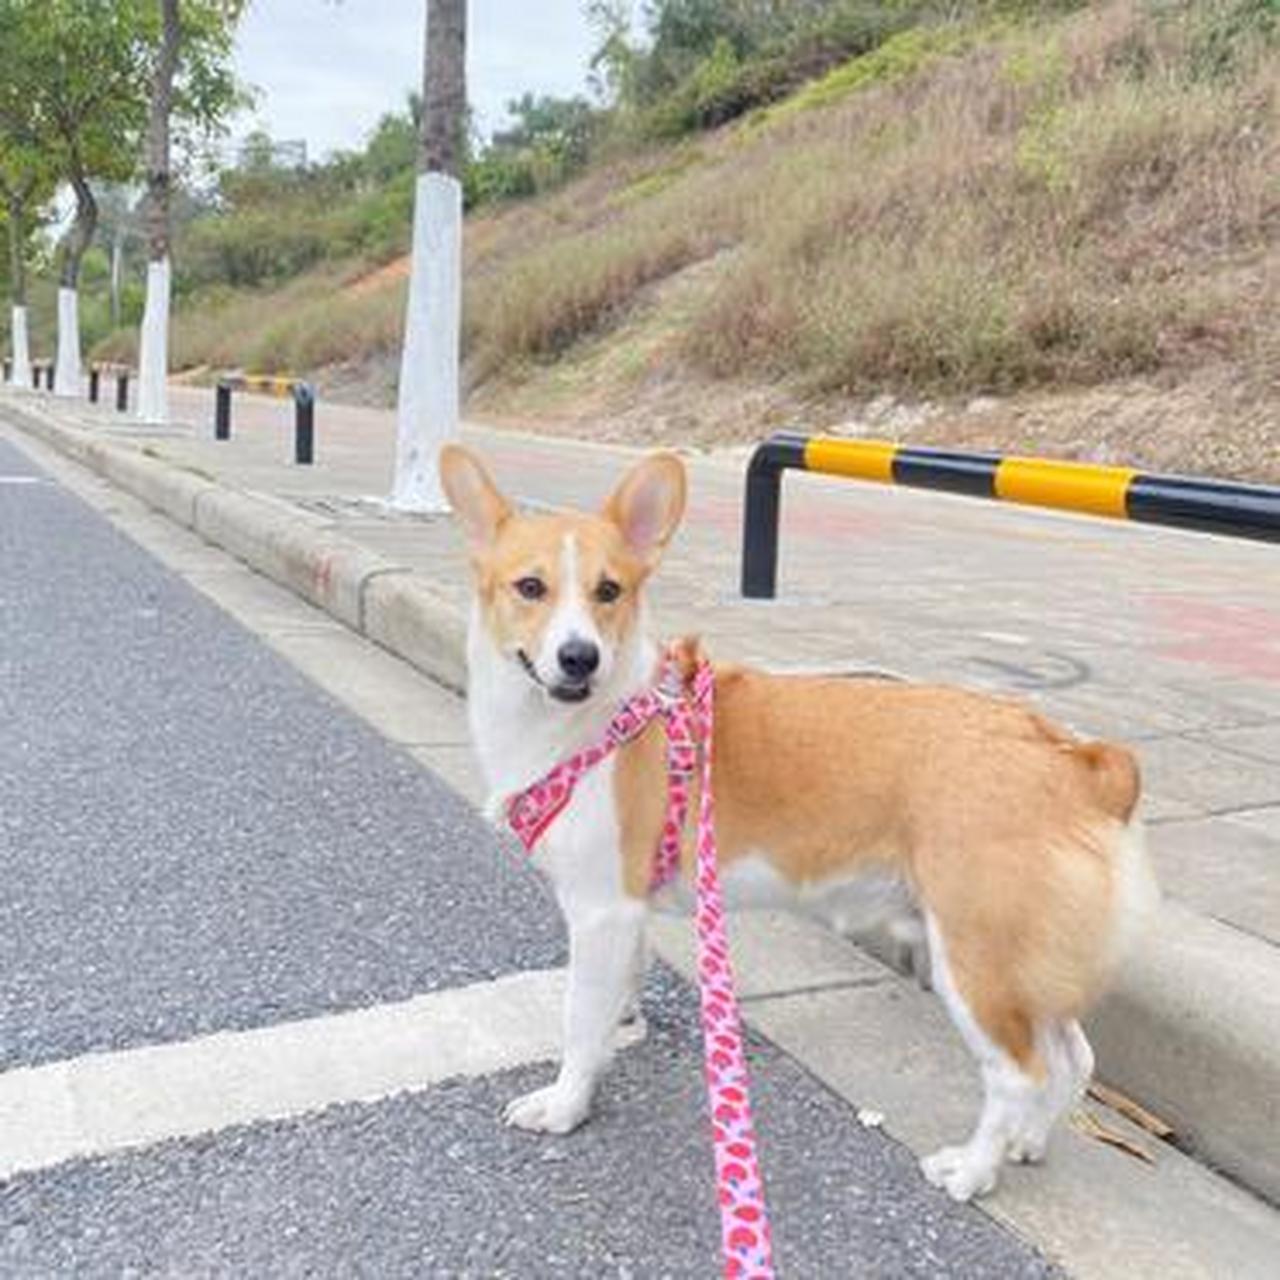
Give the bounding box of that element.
[231,1,603,163]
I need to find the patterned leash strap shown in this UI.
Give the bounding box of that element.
[685,662,776,1279]
[504,656,775,1279]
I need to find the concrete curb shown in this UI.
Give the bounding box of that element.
[4,392,1278,1206]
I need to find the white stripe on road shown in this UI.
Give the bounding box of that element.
[0,475,43,484]
[0,968,567,1181]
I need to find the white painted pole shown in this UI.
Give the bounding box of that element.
[54,286,82,398]
[9,305,32,389]
[136,257,170,423]
[391,170,461,512]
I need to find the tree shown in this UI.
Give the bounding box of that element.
[137,0,243,422]
[136,0,182,422]
[391,0,467,511]
[0,5,56,389]
[5,1,153,396]
[0,108,54,391]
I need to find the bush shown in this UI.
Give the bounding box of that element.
[180,211,328,289]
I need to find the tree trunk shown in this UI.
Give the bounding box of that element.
[54,169,95,397]
[420,0,466,177]
[392,0,467,511]
[110,234,123,326]
[4,188,32,389]
[137,0,180,423]
[59,169,97,289]
[5,194,25,306]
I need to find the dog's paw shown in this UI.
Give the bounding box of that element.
[503,1084,590,1135]
[921,1145,999,1202]
[1005,1131,1048,1165]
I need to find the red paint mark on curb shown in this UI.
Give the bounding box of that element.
[1148,597,1280,683]
[315,554,334,598]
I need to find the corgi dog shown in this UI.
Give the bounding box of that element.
[439,444,1158,1203]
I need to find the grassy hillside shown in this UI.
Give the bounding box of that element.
[89,0,1279,478]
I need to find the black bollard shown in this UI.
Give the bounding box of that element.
[215,381,232,439]
[293,383,315,465]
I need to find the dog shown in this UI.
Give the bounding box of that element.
[439,443,1159,1202]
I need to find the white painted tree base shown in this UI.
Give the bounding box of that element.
[136,257,171,423]
[391,171,462,512]
[54,286,82,398]
[8,305,32,389]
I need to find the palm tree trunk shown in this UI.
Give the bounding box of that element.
[138,0,181,423]
[392,0,467,510]
[420,0,466,177]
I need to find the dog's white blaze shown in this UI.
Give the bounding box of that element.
[535,533,608,686]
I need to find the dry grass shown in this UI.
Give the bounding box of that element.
[461,0,1277,400]
[121,0,1277,428]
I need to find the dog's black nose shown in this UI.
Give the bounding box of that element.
[557,638,600,681]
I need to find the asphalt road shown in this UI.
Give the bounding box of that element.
[0,437,1058,1276]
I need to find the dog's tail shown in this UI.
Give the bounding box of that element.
[1029,713,1141,823]
[1077,740,1141,823]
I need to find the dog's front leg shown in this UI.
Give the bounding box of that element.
[504,897,647,1135]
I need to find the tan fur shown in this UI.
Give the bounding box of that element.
[615,653,1141,1074]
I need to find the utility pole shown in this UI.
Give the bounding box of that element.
[391,0,466,511]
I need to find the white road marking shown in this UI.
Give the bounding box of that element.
[0,475,43,485]
[0,968,567,1181]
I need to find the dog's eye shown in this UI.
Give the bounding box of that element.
[594,578,623,604]
[514,576,547,601]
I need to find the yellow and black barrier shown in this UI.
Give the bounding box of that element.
[215,372,315,464]
[741,431,1280,598]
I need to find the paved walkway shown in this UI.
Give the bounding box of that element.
[141,383,1280,954]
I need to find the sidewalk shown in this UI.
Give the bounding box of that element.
[4,382,1279,1208]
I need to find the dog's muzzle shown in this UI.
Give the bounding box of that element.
[517,648,592,703]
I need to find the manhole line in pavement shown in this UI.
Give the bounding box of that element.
[0,968,566,1183]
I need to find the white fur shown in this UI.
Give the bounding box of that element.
[468,591,656,1134]
[1105,818,1160,971]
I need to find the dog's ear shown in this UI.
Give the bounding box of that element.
[603,453,686,564]
[439,445,512,550]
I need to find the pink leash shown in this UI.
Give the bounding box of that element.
[506,657,776,1279]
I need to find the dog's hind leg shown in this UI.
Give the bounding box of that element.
[1006,1019,1094,1164]
[504,896,647,1135]
[919,912,1047,1201]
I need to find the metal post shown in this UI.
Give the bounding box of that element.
[215,381,232,440]
[2,357,10,382]
[115,371,128,413]
[293,383,315,464]
[89,367,100,402]
[741,453,784,599]
[47,362,54,392]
